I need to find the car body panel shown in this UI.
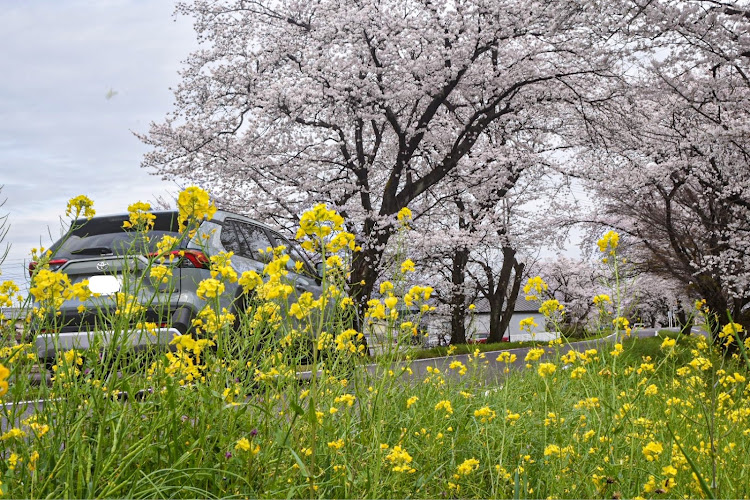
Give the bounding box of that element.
[33,210,322,362]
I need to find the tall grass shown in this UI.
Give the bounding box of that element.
[0,193,749,498]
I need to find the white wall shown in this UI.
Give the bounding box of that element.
[467,312,547,341]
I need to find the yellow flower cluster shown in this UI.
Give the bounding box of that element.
[238,270,263,292]
[196,278,225,300]
[51,349,84,381]
[519,316,538,332]
[0,363,9,397]
[544,444,575,458]
[122,201,156,230]
[397,207,412,224]
[191,307,235,336]
[456,458,479,475]
[404,285,433,309]
[0,280,21,308]
[538,362,557,378]
[177,186,217,232]
[539,299,564,319]
[385,445,415,473]
[296,203,345,239]
[435,400,454,416]
[400,259,415,274]
[473,406,496,423]
[235,437,260,455]
[30,269,91,313]
[597,230,619,255]
[449,360,467,375]
[592,294,611,306]
[642,441,663,461]
[612,316,631,335]
[523,276,548,301]
[209,252,238,283]
[114,292,143,316]
[525,348,545,362]
[65,194,95,219]
[149,265,172,284]
[720,322,743,339]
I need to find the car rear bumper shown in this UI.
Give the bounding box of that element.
[35,327,183,360]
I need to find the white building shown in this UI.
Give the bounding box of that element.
[465,295,546,342]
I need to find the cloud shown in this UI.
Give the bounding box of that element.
[0,1,198,291]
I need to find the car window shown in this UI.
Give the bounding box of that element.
[238,222,274,262]
[268,231,312,275]
[222,219,274,262]
[219,220,243,255]
[49,213,183,259]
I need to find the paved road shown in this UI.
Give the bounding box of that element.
[365,327,672,383]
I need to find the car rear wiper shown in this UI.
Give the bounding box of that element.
[70,247,114,255]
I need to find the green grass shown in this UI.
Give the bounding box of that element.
[4,194,750,498]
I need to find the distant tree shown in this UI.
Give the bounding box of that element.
[538,256,606,332]
[569,1,750,332]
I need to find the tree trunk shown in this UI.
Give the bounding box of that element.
[498,259,525,340]
[449,247,470,345]
[349,225,391,327]
[487,246,519,344]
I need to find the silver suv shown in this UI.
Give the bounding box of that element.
[33,210,322,363]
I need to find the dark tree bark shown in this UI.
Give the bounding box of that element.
[449,246,470,345]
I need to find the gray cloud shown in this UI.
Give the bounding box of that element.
[0,1,197,290]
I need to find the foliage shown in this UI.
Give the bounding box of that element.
[1,194,750,498]
[570,0,750,332]
[141,0,637,310]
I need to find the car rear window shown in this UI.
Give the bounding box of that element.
[49,212,184,260]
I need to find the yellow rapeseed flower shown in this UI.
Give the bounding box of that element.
[519,317,538,332]
[538,362,556,378]
[435,400,454,416]
[660,337,676,350]
[496,351,517,363]
[123,201,156,230]
[0,362,9,396]
[525,348,545,362]
[397,207,412,224]
[597,231,619,255]
[474,406,496,423]
[642,441,663,461]
[400,259,415,274]
[238,270,263,292]
[456,458,479,475]
[66,194,95,219]
[539,299,564,318]
[177,186,216,231]
[385,445,415,473]
[523,276,548,301]
[196,278,225,300]
[592,294,611,306]
[449,360,467,376]
[610,343,624,357]
[720,322,743,339]
[149,265,173,284]
[328,439,345,450]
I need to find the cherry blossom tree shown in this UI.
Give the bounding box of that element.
[141,0,634,307]
[575,1,750,331]
[537,255,606,333]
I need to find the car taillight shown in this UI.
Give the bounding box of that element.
[28,259,68,277]
[148,250,209,269]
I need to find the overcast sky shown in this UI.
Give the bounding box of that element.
[0,1,197,289]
